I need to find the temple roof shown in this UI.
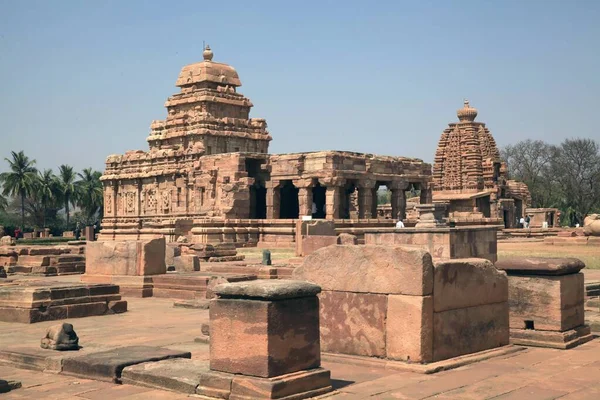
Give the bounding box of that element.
[175,45,242,88]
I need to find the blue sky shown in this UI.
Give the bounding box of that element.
[1,0,599,174]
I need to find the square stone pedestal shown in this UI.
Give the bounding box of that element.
[496,257,594,349]
[205,280,332,399]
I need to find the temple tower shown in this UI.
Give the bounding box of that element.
[147,45,272,155]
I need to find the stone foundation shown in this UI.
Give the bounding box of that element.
[0,245,86,275]
[0,281,127,323]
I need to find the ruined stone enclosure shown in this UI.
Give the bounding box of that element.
[99,47,431,243]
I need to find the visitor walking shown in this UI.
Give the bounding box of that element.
[525,215,531,229]
[519,216,525,228]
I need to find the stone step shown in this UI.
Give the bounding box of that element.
[122,358,210,394]
[173,299,210,309]
[61,346,192,383]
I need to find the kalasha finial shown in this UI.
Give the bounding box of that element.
[457,99,478,122]
[203,45,213,61]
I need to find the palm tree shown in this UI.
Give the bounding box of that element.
[0,192,7,212]
[76,168,103,224]
[0,151,37,229]
[57,165,78,228]
[33,169,60,227]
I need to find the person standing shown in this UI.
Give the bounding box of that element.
[519,216,525,228]
[525,215,531,229]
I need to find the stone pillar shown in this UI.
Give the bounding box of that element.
[266,181,280,219]
[325,186,340,220]
[112,183,119,218]
[415,203,447,228]
[390,181,408,220]
[420,184,433,204]
[357,181,376,219]
[206,280,332,399]
[295,181,312,217]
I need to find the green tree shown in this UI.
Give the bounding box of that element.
[0,151,38,229]
[76,168,103,224]
[57,165,78,229]
[0,192,7,212]
[27,169,60,228]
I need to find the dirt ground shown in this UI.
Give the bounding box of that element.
[498,240,600,269]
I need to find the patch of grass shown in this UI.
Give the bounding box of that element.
[16,237,75,246]
[238,247,295,262]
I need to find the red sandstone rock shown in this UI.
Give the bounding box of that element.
[496,257,585,276]
[293,245,433,296]
[85,238,166,276]
[386,295,433,362]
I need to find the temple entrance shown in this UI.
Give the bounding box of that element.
[515,199,523,219]
[476,196,491,218]
[503,210,510,228]
[312,183,326,219]
[250,182,266,219]
[279,180,299,219]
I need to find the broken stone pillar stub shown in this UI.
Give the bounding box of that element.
[210,280,323,377]
[262,249,271,265]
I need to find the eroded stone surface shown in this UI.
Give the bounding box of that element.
[293,245,433,295]
[40,322,79,351]
[214,279,321,300]
[496,257,585,276]
[85,238,166,276]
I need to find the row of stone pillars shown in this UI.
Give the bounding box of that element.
[264,179,431,220]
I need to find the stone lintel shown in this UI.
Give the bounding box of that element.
[496,257,585,276]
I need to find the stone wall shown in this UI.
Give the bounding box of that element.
[293,245,508,363]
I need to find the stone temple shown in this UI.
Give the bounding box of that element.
[99,46,432,245]
[432,100,530,228]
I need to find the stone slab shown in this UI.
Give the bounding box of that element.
[293,245,433,295]
[386,295,433,363]
[432,302,509,362]
[85,237,166,276]
[510,325,594,349]
[214,279,320,300]
[319,290,387,357]
[433,258,507,312]
[496,257,585,276]
[122,358,207,394]
[61,345,191,383]
[173,299,210,309]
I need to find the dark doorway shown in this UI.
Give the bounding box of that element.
[503,210,510,228]
[515,199,523,219]
[341,182,356,219]
[250,183,266,219]
[312,183,326,219]
[476,196,491,218]
[279,180,299,219]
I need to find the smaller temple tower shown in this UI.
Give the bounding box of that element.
[432,100,530,227]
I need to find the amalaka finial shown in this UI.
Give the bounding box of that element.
[457,98,478,122]
[203,45,213,61]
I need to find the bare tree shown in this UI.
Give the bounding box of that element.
[552,138,600,225]
[501,140,557,207]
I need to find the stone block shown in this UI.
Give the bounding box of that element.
[293,245,433,295]
[337,233,357,245]
[173,255,200,272]
[507,273,584,331]
[319,290,387,357]
[496,257,585,276]
[433,258,507,312]
[300,236,338,256]
[165,243,181,267]
[122,358,208,394]
[210,280,321,378]
[386,295,433,363]
[85,237,166,276]
[229,368,332,400]
[432,302,509,362]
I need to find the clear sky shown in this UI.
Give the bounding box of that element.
[1,0,599,174]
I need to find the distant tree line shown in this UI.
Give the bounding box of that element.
[502,138,600,226]
[0,151,103,235]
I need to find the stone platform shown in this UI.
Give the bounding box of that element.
[0,281,127,323]
[82,271,257,299]
[1,245,86,276]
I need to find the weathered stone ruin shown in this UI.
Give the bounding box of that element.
[496,257,593,349]
[40,322,79,351]
[432,100,531,228]
[0,281,127,323]
[293,245,510,364]
[0,245,86,276]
